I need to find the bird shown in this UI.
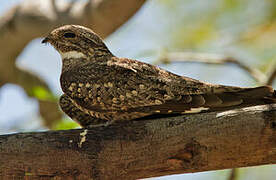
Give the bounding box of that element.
[42,25,276,127]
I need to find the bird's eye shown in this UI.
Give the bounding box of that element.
[64,32,76,38]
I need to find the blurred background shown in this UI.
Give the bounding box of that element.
[0,0,275,179]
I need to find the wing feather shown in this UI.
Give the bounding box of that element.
[61,58,274,117]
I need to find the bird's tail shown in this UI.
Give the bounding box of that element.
[204,85,276,111]
[150,86,276,115]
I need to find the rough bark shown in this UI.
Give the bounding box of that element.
[0,0,146,127]
[1,104,275,179]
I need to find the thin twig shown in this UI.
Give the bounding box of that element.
[228,168,238,180]
[155,52,267,85]
[267,68,276,86]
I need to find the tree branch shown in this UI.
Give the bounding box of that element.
[1,104,275,179]
[155,52,268,85]
[0,0,146,127]
[155,50,276,180]
[267,68,276,86]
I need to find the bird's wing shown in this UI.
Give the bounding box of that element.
[61,58,275,115]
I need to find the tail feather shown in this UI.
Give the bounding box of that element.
[147,86,275,115]
[202,94,222,106]
[216,93,243,107]
[206,86,276,111]
[235,86,273,98]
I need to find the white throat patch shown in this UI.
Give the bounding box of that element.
[60,51,86,59]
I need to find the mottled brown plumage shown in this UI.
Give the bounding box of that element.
[42,25,276,127]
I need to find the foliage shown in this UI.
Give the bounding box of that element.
[53,118,80,130]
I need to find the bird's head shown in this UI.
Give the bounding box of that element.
[42,25,113,60]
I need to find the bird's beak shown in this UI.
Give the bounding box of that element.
[41,36,50,44]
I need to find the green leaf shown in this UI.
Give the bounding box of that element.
[53,119,80,130]
[32,86,57,101]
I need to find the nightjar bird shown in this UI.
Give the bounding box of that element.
[42,25,276,127]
